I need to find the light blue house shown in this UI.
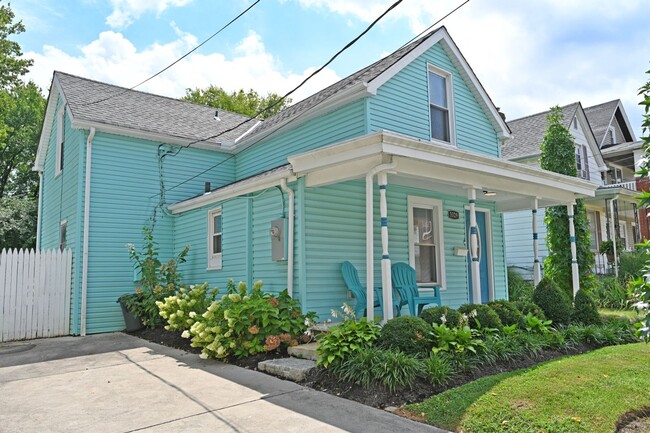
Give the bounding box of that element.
[34,27,597,335]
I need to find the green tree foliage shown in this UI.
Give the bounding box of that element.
[540,106,593,298]
[182,85,291,119]
[0,195,36,248]
[0,2,33,90]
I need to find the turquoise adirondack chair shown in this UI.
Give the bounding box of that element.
[391,262,441,316]
[341,261,403,318]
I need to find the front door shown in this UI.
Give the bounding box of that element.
[465,210,490,304]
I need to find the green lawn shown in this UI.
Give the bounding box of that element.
[599,308,643,321]
[405,343,650,433]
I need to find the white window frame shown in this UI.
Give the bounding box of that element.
[207,208,222,270]
[426,64,455,146]
[607,125,617,145]
[55,107,65,176]
[572,115,578,130]
[407,196,446,289]
[463,205,495,302]
[59,220,67,251]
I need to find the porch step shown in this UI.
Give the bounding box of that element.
[258,357,316,381]
[287,342,319,361]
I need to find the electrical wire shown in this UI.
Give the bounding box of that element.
[397,0,470,50]
[79,0,262,107]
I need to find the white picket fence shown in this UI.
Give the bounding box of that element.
[0,248,72,342]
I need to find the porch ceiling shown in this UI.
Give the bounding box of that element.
[288,131,598,212]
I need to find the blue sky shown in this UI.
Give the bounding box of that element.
[12,0,650,136]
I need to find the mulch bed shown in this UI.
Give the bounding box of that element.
[127,326,596,410]
[616,407,650,433]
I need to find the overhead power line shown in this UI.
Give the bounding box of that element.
[79,0,262,107]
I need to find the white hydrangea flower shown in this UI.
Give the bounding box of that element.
[181,330,190,339]
[440,314,447,324]
[199,352,208,360]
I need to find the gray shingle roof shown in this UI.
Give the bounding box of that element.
[583,100,619,146]
[502,103,580,160]
[55,72,253,145]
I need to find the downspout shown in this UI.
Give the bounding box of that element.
[365,161,397,321]
[81,127,95,336]
[35,171,43,250]
[280,178,294,297]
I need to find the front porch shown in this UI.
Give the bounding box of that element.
[290,131,598,320]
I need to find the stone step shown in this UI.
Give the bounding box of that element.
[287,342,319,361]
[258,358,315,381]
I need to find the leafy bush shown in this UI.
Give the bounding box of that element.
[458,304,503,330]
[592,276,631,310]
[619,249,649,283]
[523,312,553,334]
[571,289,602,325]
[420,306,462,328]
[379,316,433,354]
[317,315,381,368]
[513,300,546,320]
[334,347,426,393]
[175,280,316,359]
[507,267,534,301]
[425,352,456,387]
[156,283,218,331]
[431,323,484,355]
[488,300,524,327]
[532,277,572,326]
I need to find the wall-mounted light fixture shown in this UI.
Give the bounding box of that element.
[483,190,496,197]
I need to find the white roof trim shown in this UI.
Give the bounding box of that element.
[614,100,637,143]
[168,165,294,214]
[366,27,511,141]
[575,104,607,171]
[33,75,64,172]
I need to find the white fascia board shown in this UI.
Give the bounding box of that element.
[33,77,62,172]
[366,28,511,140]
[168,166,294,214]
[231,82,372,153]
[576,104,607,171]
[70,119,234,153]
[233,120,263,144]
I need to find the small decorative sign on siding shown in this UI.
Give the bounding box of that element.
[448,210,460,220]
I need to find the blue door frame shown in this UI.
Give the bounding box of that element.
[465,210,490,304]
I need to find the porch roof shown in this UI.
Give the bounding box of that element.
[288,131,598,212]
[591,185,639,203]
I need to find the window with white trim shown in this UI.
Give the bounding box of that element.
[427,65,453,144]
[408,197,445,286]
[575,145,589,180]
[208,208,222,269]
[59,220,67,251]
[607,126,617,145]
[56,107,65,176]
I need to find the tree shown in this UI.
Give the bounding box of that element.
[0,2,33,90]
[540,106,593,299]
[182,86,290,119]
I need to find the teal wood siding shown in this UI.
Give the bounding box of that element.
[503,209,549,280]
[84,133,234,333]
[235,100,366,180]
[301,180,508,318]
[39,98,84,334]
[368,43,500,157]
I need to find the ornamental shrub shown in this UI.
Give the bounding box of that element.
[379,316,433,354]
[420,306,462,328]
[513,300,546,321]
[532,277,572,326]
[507,268,534,301]
[316,316,381,368]
[457,304,503,330]
[488,300,525,327]
[156,283,218,331]
[571,289,602,325]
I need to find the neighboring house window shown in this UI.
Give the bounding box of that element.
[56,107,65,176]
[586,211,600,251]
[208,208,222,269]
[572,116,578,129]
[427,65,454,144]
[575,145,589,180]
[607,126,617,145]
[59,220,67,251]
[408,197,445,286]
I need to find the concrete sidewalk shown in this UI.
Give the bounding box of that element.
[0,333,446,433]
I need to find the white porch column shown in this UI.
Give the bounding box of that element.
[468,188,481,304]
[532,198,541,286]
[610,198,619,278]
[365,172,375,320]
[378,172,394,321]
[567,203,580,297]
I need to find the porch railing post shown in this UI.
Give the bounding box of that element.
[567,203,580,297]
[610,198,619,278]
[532,198,541,286]
[468,188,481,303]
[378,172,394,321]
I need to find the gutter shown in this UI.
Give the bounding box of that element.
[81,127,95,336]
[279,178,295,297]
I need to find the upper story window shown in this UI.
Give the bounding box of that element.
[575,145,589,180]
[607,126,617,145]
[572,116,578,130]
[208,208,222,270]
[427,65,454,144]
[55,107,65,176]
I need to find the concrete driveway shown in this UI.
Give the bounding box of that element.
[0,333,446,433]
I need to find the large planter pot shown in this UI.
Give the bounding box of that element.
[118,301,143,332]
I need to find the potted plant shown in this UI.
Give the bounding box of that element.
[117,292,144,332]
[599,239,624,262]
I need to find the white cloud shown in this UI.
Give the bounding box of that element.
[106,0,193,29]
[24,28,340,105]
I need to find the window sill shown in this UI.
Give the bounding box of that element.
[206,266,222,271]
[429,138,456,148]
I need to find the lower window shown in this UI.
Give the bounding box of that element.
[208,208,222,269]
[408,197,445,286]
